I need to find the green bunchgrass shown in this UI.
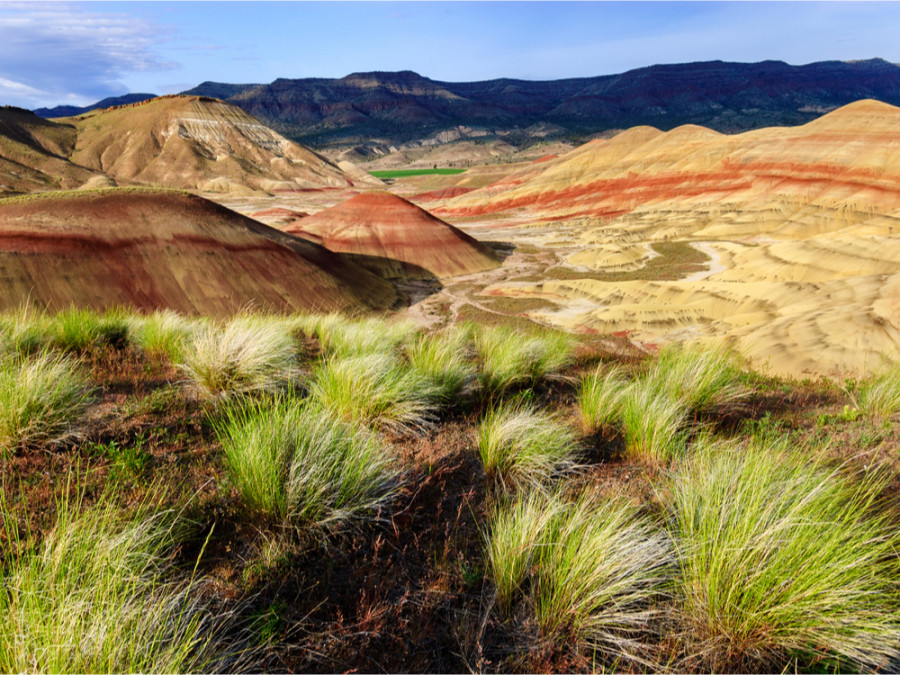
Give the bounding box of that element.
[296,314,419,358]
[619,385,689,464]
[853,367,900,421]
[129,310,197,362]
[49,306,131,352]
[405,326,476,402]
[487,490,671,663]
[476,402,580,490]
[368,168,467,178]
[214,395,401,528]
[177,316,298,400]
[645,342,748,413]
[0,350,93,453]
[668,438,900,672]
[474,325,575,395]
[0,306,53,355]
[309,352,440,434]
[0,490,233,673]
[577,364,629,434]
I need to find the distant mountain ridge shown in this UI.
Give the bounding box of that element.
[34,93,157,119]
[179,59,900,149]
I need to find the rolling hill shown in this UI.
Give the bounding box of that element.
[284,191,500,279]
[433,100,900,377]
[0,189,398,314]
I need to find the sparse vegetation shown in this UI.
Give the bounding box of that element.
[0,350,92,453]
[214,395,401,529]
[309,352,441,434]
[2,302,900,673]
[487,489,672,663]
[475,324,575,395]
[853,367,900,421]
[477,402,580,490]
[0,490,236,673]
[668,438,900,672]
[577,364,629,433]
[177,315,297,399]
[368,168,467,178]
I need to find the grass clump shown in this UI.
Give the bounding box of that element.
[619,385,689,464]
[178,316,297,400]
[129,310,197,362]
[0,492,233,673]
[668,438,900,672]
[0,306,52,355]
[487,490,671,663]
[645,342,747,413]
[577,364,629,434]
[214,395,401,528]
[477,402,580,490]
[49,306,131,352]
[853,367,900,421]
[0,351,93,453]
[296,313,418,358]
[474,325,575,395]
[309,352,440,434]
[405,326,476,402]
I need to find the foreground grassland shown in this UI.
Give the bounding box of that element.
[3,306,900,672]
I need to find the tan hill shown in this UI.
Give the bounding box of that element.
[0,189,397,314]
[0,107,103,193]
[439,100,900,377]
[284,191,499,279]
[60,95,380,195]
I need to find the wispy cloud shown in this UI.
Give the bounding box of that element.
[0,2,176,107]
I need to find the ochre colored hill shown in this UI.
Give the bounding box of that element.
[62,96,377,194]
[445,100,900,377]
[0,107,103,193]
[284,191,499,279]
[0,189,397,314]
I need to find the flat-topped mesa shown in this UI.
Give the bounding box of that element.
[61,95,379,194]
[284,191,500,279]
[0,189,397,315]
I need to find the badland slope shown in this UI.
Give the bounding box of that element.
[0,189,398,314]
[284,191,500,279]
[438,100,900,377]
[63,96,379,194]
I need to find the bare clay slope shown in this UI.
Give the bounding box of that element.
[64,96,380,195]
[441,101,900,377]
[0,189,397,314]
[0,107,103,193]
[284,191,500,279]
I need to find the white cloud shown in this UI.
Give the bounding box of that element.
[0,2,176,108]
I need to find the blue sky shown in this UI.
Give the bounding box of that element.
[1,1,898,109]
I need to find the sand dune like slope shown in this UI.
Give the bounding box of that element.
[0,189,397,315]
[461,101,900,376]
[63,96,371,194]
[285,191,499,279]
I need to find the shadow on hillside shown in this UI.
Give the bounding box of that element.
[341,252,444,308]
